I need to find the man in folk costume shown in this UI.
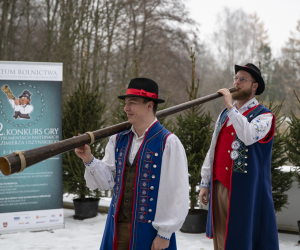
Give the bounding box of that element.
[6,89,33,119]
[75,78,189,250]
[199,63,279,250]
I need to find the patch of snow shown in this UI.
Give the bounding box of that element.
[280,166,297,172]
[63,194,112,207]
[0,209,299,250]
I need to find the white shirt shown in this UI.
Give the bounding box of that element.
[200,98,273,188]
[9,99,34,114]
[84,118,189,240]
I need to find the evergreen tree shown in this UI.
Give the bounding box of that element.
[175,48,214,211]
[266,98,293,212]
[62,53,107,202]
[285,91,300,188]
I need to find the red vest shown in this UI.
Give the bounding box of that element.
[213,121,235,190]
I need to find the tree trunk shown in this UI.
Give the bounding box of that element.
[1,0,10,60]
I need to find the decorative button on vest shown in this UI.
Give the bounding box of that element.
[150,198,153,201]
[150,186,154,190]
[149,209,152,212]
[155,153,158,156]
[152,175,155,179]
[230,150,239,160]
[153,165,157,168]
[148,220,151,223]
[231,140,240,150]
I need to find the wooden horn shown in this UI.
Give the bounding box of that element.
[0,87,238,175]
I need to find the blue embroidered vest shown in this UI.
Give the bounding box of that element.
[100,121,177,250]
[206,104,279,250]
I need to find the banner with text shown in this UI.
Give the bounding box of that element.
[0,61,63,233]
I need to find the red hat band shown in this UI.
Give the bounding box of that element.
[126,88,158,99]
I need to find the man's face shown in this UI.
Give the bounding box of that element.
[19,97,30,105]
[124,97,153,125]
[232,70,258,100]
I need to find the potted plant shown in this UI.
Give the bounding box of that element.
[175,48,213,233]
[62,52,107,219]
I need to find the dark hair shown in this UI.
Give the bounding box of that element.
[143,98,158,114]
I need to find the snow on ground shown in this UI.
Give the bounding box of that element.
[0,208,299,250]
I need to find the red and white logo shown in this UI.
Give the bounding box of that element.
[3,222,8,228]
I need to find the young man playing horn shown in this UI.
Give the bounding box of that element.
[199,63,279,250]
[75,78,189,250]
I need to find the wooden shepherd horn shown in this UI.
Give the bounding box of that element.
[0,87,238,176]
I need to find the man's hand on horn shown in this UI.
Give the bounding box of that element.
[217,88,234,111]
[74,133,93,164]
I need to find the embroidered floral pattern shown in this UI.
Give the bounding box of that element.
[114,147,127,212]
[157,234,170,241]
[246,101,257,109]
[138,149,153,223]
[200,181,210,188]
[232,99,258,114]
[252,118,268,141]
[83,155,95,167]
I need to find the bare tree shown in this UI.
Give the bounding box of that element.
[211,8,269,88]
[0,0,203,104]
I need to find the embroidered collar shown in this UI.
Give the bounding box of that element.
[130,117,157,139]
[233,98,258,113]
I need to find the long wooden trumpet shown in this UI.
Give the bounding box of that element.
[0,87,238,176]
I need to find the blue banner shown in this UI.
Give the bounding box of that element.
[0,62,63,233]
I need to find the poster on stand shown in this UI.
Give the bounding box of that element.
[0,61,64,233]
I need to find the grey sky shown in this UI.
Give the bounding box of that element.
[186,0,300,56]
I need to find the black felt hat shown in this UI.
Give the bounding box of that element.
[118,78,165,103]
[19,90,31,99]
[235,63,265,95]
